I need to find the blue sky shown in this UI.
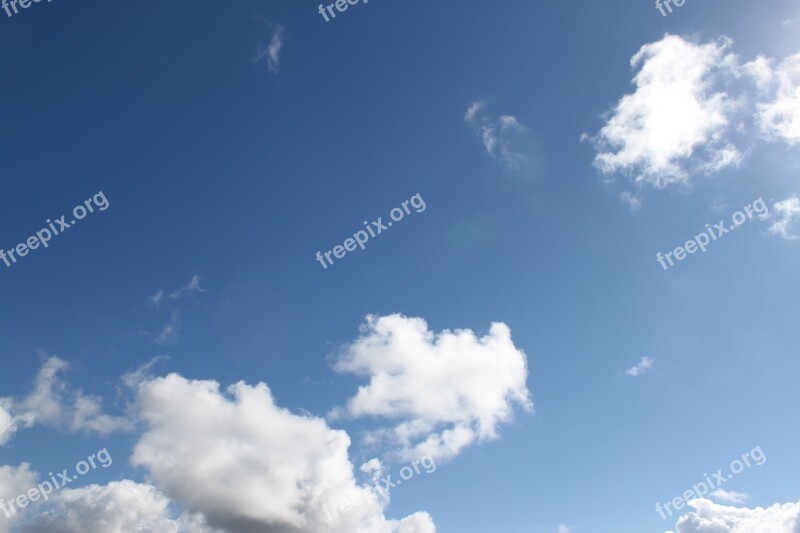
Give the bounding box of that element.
[1,1,799,532]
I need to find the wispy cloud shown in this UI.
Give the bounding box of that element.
[149,274,206,307]
[155,311,182,346]
[465,101,532,171]
[254,23,285,74]
[710,488,750,504]
[168,274,206,300]
[1,356,131,445]
[767,195,800,240]
[625,356,654,377]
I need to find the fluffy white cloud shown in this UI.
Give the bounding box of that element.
[0,463,38,533]
[589,35,742,187]
[625,356,654,377]
[130,373,433,533]
[755,54,800,144]
[668,498,800,532]
[331,314,532,462]
[767,195,800,240]
[20,480,208,533]
[0,357,131,445]
[465,101,531,170]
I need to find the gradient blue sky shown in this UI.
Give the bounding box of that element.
[1,1,799,532]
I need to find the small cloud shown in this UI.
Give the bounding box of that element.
[147,289,164,307]
[122,357,169,389]
[168,274,206,300]
[625,356,654,377]
[465,101,532,171]
[782,18,798,27]
[619,191,642,213]
[558,525,572,533]
[767,194,800,240]
[254,23,285,74]
[155,311,182,346]
[464,101,484,122]
[710,488,750,504]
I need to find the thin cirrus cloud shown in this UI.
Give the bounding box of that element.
[254,22,286,74]
[148,274,206,346]
[624,356,653,377]
[586,34,800,204]
[710,488,750,504]
[465,101,534,171]
[667,498,800,532]
[329,314,533,462]
[766,195,800,240]
[155,311,182,346]
[148,274,206,307]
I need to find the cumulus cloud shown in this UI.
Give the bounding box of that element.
[710,488,750,504]
[0,357,131,445]
[767,195,800,240]
[330,314,532,462]
[588,34,800,199]
[625,356,654,377]
[667,498,800,532]
[0,463,38,532]
[754,54,800,144]
[558,525,571,533]
[588,35,743,188]
[465,101,532,170]
[20,480,210,533]
[130,373,434,533]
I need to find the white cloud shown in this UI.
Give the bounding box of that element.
[155,311,182,346]
[0,400,16,446]
[767,195,800,240]
[0,463,38,532]
[0,357,131,445]
[668,498,800,532]
[465,101,531,170]
[169,274,206,300]
[130,373,434,533]
[149,275,206,307]
[755,54,800,145]
[589,34,743,188]
[254,24,286,74]
[331,314,532,462]
[625,356,654,377]
[147,289,164,307]
[619,191,642,213]
[20,480,207,533]
[558,525,572,533]
[710,488,750,504]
